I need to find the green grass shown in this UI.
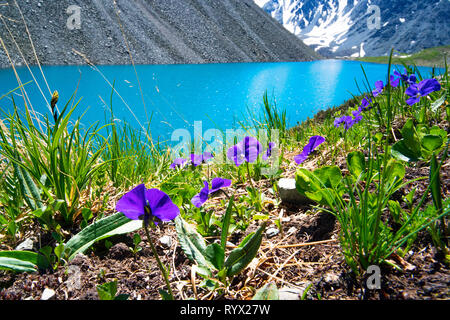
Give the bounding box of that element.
[351,45,450,67]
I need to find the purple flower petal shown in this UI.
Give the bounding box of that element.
[190,154,203,167]
[210,177,231,193]
[418,78,441,97]
[170,158,188,169]
[294,135,325,164]
[116,184,147,220]
[191,181,210,208]
[227,144,245,167]
[390,75,400,88]
[406,96,420,106]
[146,188,180,221]
[262,142,275,161]
[202,152,214,162]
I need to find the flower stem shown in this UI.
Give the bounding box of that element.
[143,221,174,300]
[245,161,256,190]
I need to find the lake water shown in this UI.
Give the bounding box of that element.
[0,60,440,144]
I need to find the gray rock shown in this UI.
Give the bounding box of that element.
[266,227,280,238]
[159,235,172,249]
[41,288,56,300]
[278,287,301,300]
[15,238,35,251]
[279,282,314,300]
[278,178,311,205]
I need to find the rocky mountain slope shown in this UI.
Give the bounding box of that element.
[0,0,320,68]
[255,0,450,58]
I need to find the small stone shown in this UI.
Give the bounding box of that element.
[278,178,311,205]
[159,235,172,249]
[15,238,35,251]
[266,227,280,238]
[278,287,301,300]
[41,288,55,300]
[287,227,297,235]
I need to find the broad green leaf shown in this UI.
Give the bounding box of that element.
[175,216,211,270]
[347,151,365,178]
[65,212,141,260]
[430,93,446,113]
[0,250,49,270]
[0,257,37,273]
[295,169,313,194]
[384,159,405,187]
[391,139,421,162]
[224,222,266,277]
[401,119,421,155]
[313,166,343,189]
[205,243,225,271]
[97,281,117,300]
[421,134,443,152]
[252,282,279,300]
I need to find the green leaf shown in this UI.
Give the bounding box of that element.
[252,282,279,300]
[0,257,37,273]
[430,152,442,212]
[421,134,443,152]
[13,161,42,211]
[174,216,211,270]
[97,281,117,300]
[313,166,343,189]
[430,93,446,113]
[347,151,365,178]
[221,197,233,252]
[224,222,266,277]
[205,243,225,271]
[158,289,173,300]
[401,119,421,155]
[391,139,421,162]
[65,212,142,260]
[0,250,49,270]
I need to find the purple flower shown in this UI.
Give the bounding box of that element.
[227,136,262,167]
[372,80,384,97]
[170,152,214,169]
[405,78,441,106]
[294,135,325,164]
[352,110,363,125]
[262,142,275,161]
[334,115,354,130]
[394,69,409,82]
[191,177,232,208]
[394,69,417,85]
[358,96,373,112]
[390,75,400,88]
[116,184,179,226]
[170,158,188,169]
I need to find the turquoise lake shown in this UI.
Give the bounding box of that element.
[0,60,441,144]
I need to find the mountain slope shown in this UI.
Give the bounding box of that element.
[255,0,450,58]
[0,0,320,68]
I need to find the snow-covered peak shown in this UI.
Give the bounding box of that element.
[254,0,450,58]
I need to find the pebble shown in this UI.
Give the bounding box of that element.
[278,287,301,300]
[41,288,56,300]
[15,238,35,251]
[159,235,172,249]
[286,227,297,235]
[266,227,280,238]
[277,178,311,205]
